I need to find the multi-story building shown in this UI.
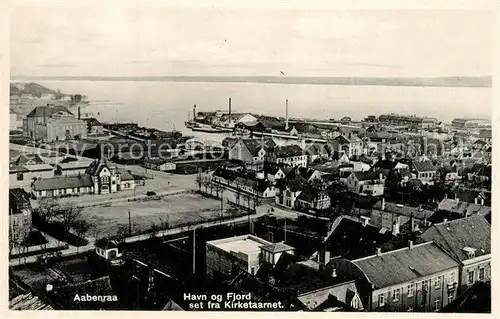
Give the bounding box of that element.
[85,158,136,194]
[206,234,295,277]
[330,241,460,312]
[331,133,364,159]
[451,118,491,129]
[346,171,385,197]
[420,215,491,294]
[228,138,276,167]
[275,166,323,209]
[421,118,439,129]
[23,105,87,142]
[9,188,33,244]
[412,160,437,185]
[9,163,55,189]
[266,145,307,168]
[378,114,423,127]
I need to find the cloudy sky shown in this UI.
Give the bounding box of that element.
[10,1,496,77]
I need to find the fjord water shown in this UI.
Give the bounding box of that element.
[36,80,491,138]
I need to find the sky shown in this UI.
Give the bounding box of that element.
[10,2,496,78]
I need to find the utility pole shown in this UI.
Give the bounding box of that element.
[220,189,224,218]
[192,228,196,275]
[128,210,132,235]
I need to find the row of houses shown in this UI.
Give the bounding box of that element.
[205,213,490,312]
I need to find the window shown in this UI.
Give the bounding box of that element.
[407,284,414,297]
[422,281,429,291]
[62,189,66,194]
[392,288,400,301]
[434,298,440,311]
[434,277,441,289]
[468,270,474,285]
[479,267,485,281]
[378,294,385,307]
[447,292,454,304]
[17,173,24,181]
[448,272,455,283]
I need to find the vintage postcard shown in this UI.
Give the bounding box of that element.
[4,0,496,314]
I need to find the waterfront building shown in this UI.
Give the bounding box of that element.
[330,241,460,312]
[23,105,87,142]
[228,138,276,167]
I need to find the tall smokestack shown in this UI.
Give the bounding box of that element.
[78,106,81,120]
[285,99,289,130]
[193,104,196,120]
[228,97,232,124]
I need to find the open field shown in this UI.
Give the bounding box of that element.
[82,193,226,237]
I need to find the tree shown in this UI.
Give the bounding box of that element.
[38,197,60,223]
[72,219,92,254]
[58,203,83,234]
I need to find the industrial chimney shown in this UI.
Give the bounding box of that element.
[228,97,232,125]
[78,106,81,120]
[285,99,289,130]
[193,104,196,120]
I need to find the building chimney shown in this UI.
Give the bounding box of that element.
[228,97,232,124]
[474,197,478,205]
[285,99,289,130]
[480,197,484,206]
[408,240,414,249]
[324,251,330,264]
[376,247,382,256]
[392,216,401,236]
[381,197,386,211]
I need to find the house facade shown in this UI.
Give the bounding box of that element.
[23,105,87,142]
[228,138,276,167]
[9,188,33,243]
[331,134,365,159]
[267,145,307,168]
[420,215,491,294]
[413,160,437,185]
[330,242,460,312]
[346,171,385,197]
[86,158,136,194]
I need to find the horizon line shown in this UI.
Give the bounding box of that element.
[10,75,492,88]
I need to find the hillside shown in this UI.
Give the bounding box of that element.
[10,82,59,97]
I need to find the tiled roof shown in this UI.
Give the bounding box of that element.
[27,105,72,118]
[240,138,276,156]
[83,117,102,126]
[373,201,434,220]
[477,129,492,138]
[117,168,135,181]
[32,174,93,191]
[353,242,458,289]
[420,215,491,262]
[24,164,54,171]
[10,292,54,310]
[413,160,436,172]
[14,154,44,166]
[95,238,119,250]
[352,171,381,181]
[272,145,304,158]
[438,199,491,217]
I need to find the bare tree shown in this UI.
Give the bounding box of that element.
[72,219,92,254]
[38,197,60,223]
[58,203,83,234]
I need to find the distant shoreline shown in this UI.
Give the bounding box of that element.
[11,75,492,88]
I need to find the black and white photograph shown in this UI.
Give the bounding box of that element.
[5,0,496,313]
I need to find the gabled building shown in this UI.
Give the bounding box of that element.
[31,175,94,198]
[266,145,307,168]
[420,215,491,294]
[83,118,104,135]
[85,158,136,194]
[23,105,87,142]
[331,134,364,159]
[330,241,460,312]
[437,198,491,218]
[370,199,435,234]
[346,171,385,197]
[228,138,276,166]
[274,166,324,209]
[412,160,437,185]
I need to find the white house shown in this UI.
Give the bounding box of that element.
[95,238,122,260]
[346,171,385,197]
